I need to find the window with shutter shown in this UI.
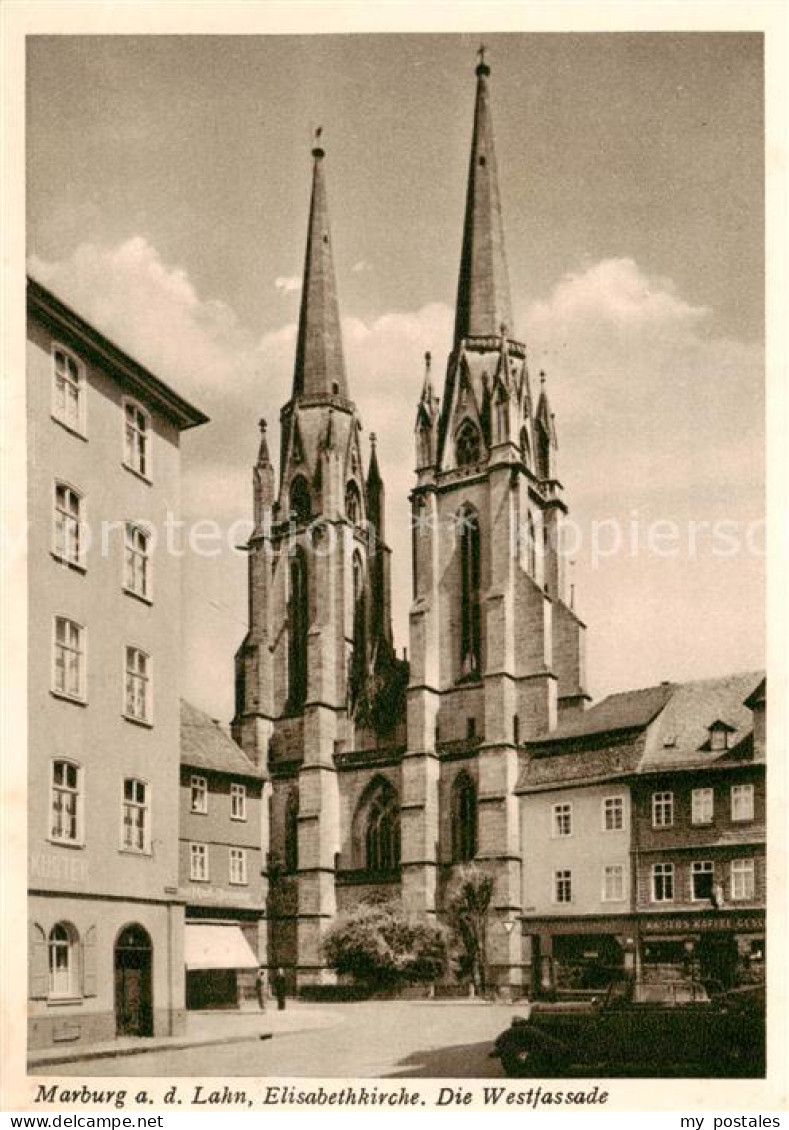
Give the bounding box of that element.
[82,925,97,997]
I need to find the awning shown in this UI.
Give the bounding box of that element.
[184,924,259,971]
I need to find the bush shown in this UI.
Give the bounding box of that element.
[323,900,447,988]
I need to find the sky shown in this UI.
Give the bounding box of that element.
[26,32,765,722]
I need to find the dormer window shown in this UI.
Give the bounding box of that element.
[708,720,735,752]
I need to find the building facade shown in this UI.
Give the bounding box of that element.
[180,701,266,1010]
[232,57,587,991]
[518,674,765,996]
[27,278,207,1048]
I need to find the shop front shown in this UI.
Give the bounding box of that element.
[184,921,260,1010]
[524,917,637,998]
[638,910,765,991]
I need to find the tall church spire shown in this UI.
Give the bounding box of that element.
[454,51,513,347]
[292,132,349,401]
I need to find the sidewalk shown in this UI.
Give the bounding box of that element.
[27,1004,338,1069]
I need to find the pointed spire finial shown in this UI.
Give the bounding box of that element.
[256,417,271,464]
[453,48,513,345]
[476,43,490,76]
[312,125,324,158]
[540,369,547,386]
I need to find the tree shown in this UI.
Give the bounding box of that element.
[445,865,495,993]
[323,900,446,989]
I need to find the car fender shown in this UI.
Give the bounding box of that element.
[495,1021,572,1061]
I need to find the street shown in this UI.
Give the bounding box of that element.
[32,1001,517,1078]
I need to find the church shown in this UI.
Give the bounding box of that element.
[230,52,588,995]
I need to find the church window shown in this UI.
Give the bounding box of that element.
[456,419,481,467]
[520,426,532,469]
[289,476,311,523]
[537,424,551,480]
[459,506,482,677]
[451,772,477,862]
[357,779,400,873]
[526,513,537,577]
[495,388,508,442]
[349,553,366,707]
[345,481,362,526]
[285,790,299,873]
[288,548,309,710]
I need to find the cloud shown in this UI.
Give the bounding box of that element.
[28,241,763,717]
[274,275,301,294]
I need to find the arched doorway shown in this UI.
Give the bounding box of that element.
[114,924,153,1037]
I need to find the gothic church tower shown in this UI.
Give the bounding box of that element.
[232,137,395,985]
[407,54,588,990]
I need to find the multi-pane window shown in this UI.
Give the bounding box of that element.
[554,870,572,904]
[124,524,151,599]
[50,760,81,843]
[553,802,572,837]
[191,776,208,814]
[123,400,150,478]
[190,843,208,881]
[230,783,247,821]
[52,347,84,433]
[122,779,149,852]
[53,617,85,700]
[731,859,756,901]
[124,647,151,722]
[692,788,714,825]
[229,848,248,885]
[652,791,674,828]
[691,861,714,901]
[48,923,77,997]
[602,864,625,902]
[731,784,755,822]
[603,796,624,831]
[652,862,675,902]
[53,483,83,567]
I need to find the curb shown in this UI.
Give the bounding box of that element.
[28,1031,272,1070]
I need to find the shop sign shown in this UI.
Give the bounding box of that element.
[642,915,763,933]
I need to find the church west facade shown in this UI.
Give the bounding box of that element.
[231,56,588,993]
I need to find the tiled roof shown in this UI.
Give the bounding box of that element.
[517,669,764,792]
[180,700,265,779]
[638,670,763,771]
[528,683,673,743]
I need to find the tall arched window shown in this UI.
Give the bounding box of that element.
[520,426,532,470]
[349,553,366,708]
[495,387,508,443]
[284,789,299,873]
[49,922,78,997]
[345,481,362,526]
[451,772,477,862]
[356,779,400,873]
[526,512,537,578]
[289,475,311,523]
[459,506,482,677]
[456,419,481,467]
[288,548,309,710]
[537,424,551,480]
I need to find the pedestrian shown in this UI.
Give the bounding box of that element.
[256,967,267,1011]
[273,966,287,1011]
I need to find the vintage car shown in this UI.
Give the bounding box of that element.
[491,981,765,1078]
